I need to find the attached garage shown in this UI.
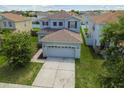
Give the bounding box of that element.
[40,29,83,58]
[47,46,75,58]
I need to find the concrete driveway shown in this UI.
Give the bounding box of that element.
[32,57,75,88]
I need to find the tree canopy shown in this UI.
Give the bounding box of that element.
[101,16,124,88]
[1,32,33,68]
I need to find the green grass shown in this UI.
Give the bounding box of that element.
[75,44,105,88]
[31,36,38,55]
[0,35,42,85]
[32,28,41,32]
[0,61,42,85]
[0,55,7,65]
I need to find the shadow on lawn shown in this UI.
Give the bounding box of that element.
[88,46,104,60]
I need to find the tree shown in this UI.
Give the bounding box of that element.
[100,16,124,88]
[70,10,80,14]
[1,32,33,68]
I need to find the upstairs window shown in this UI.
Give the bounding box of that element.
[92,24,95,31]
[53,22,57,26]
[75,21,77,28]
[8,22,12,27]
[69,21,77,28]
[3,22,7,27]
[42,21,48,26]
[59,22,63,26]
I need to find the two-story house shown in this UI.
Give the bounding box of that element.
[84,11,124,51]
[38,11,82,39]
[38,12,82,58]
[0,13,32,32]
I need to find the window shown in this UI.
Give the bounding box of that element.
[42,21,48,26]
[53,22,57,26]
[92,24,95,31]
[59,22,63,26]
[68,22,70,28]
[75,21,77,28]
[46,22,48,25]
[8,22,12,27]
[3,22,7,27]
[69,21,77,28]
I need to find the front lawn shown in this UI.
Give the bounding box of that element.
[0,35,42,85]
[75,44,105,88]
[31,36,38,55]
[0,61,42,85]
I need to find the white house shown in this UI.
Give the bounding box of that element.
[83,11,124,50]
[40,29,82,58]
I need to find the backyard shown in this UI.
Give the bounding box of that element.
[75,44,105,88]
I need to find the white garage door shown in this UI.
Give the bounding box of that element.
[47,46,75,58]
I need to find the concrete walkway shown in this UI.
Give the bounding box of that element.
[31,49,45,63]
[0,83,34,88]
[32,57,75,88]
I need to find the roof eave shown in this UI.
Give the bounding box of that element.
[41,40,82,44]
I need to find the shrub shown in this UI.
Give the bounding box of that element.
[32,28,41,32]
[1,32,33,68]
[31,28,41,36]
[1,28,12,34]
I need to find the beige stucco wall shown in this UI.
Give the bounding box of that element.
[0,17,32,32]
[15,20,32,32]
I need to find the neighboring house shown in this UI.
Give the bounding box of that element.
[81,13,97,46]
[28,17,41,28]
[40,29,82,58]
[83,11,124,50]
[0,13,32,32]
[36,11,54,19]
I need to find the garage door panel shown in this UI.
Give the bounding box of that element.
[47,47,75,58]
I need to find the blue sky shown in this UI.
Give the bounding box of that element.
[0,5,124,11]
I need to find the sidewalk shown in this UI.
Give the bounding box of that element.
[0,83,34,88]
